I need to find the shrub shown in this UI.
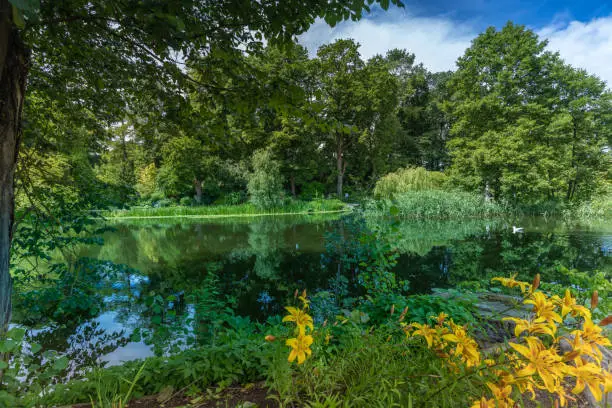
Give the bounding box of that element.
[374,167,447,199]
[300,182,325,200]
[247,149,285,210]
[365,190,507,219]
[179,196,194,207]
[153,198,174,208]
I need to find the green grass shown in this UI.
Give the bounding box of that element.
[99,199,348,219]
[364,190,508,219]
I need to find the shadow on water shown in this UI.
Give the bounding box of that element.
[11,214,611,376]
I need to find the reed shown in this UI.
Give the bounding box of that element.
[100,199,347,219]
[365,190,507,219]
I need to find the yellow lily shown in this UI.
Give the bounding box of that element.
[524,292,562,325]
[509,337,565,393]
[486,382,515,408]
[504,316,556,338]
[555,289,591,319]
[442,324,481,367]
[572,317,611,362]
[491,274,531,293]
[283,306,314,334]
[411,323,436,348]
[286,333,313,365]
[570,358,605,402]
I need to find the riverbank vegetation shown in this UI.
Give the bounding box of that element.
[3,273,610,407]
[101,199,347,219]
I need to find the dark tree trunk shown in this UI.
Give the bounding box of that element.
[336,135,344,199]
[290,174,296,197]
[0,2,29,333]
[194,179,203,204]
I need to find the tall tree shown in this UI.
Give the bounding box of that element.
[0,0,404,331]
[445,22,609,203]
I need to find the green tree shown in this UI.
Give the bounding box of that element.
[445,22,610,203]
[248,149,284,209]
[158,136,213,203]
[0,0,404,332]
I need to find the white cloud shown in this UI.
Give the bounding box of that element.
[300,10,612,87]
[299,9,476,72]
[538,17,612,86]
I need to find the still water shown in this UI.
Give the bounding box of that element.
[12,214,612,375]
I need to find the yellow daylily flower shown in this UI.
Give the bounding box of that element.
[298,295,310,309]
[570,358,605,402]
[433,312,449,326]
[524,292,562,325]
[503,316,556,338]
[486,382,515,408]
[548,381,572,407]
[442,324,481,367]
[555,289,591,319]
[283,306,314,334]
[603,370,612,393]
[411,323,436,348]
[563,333,600,363]
[491,274,531,293]
[509,337,565,393]
[572,317,611,362]
[286,333,313,365]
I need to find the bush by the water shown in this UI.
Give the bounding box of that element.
[247,149,285,210]
[365,190,507,219]
[373,167,447,199]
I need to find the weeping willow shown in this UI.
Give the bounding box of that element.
[373,167,446,199]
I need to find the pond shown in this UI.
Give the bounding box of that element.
[11,214,612,378]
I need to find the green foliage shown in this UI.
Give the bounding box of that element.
[179,196,194,207]
[446,22,611,204]
[365,190,507,219]
[373,167,447,198]
[103,199,346,218]
[247,149,285,210]
[135,163,158,199]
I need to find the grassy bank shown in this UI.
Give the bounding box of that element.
[15,273,609,408]
[99,199,348,219]
[364,190,508,219]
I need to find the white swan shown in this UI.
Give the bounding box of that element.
[512,226,524,233]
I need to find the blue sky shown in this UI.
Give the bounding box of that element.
[395,0,611,28]
[300,1,612,86]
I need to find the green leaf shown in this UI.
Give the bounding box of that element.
[0,361,8,370]
[11,6,25,28]
[52,357,68,371]
[30,342,42,354]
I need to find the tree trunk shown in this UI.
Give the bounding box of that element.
[0,2,28,334]
[336,136,344,199]
[194,179,203,204]
[0,0,28,333]
[290,174,296,197]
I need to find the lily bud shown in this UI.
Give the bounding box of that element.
[264,335,276,342]
[390,304,395,316]
[399,306,408,322]
[531,274,540,292]
[591,290,599,310]
[294,289,299,299]
[322,319,328,327]
[302,289,307,298]
[599,316,612,326]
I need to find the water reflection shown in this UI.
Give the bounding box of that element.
[13,215,612,377]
